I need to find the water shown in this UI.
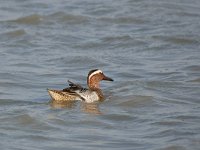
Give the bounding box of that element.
[0,0,200,149]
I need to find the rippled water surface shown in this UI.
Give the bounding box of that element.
[0,0,200,149]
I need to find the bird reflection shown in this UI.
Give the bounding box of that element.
[50,100,77,109]
[50,100,102,114]
[81,102,102,115]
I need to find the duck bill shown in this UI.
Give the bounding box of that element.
[103,75,114,81]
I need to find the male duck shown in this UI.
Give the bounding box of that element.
[48,69,113,103]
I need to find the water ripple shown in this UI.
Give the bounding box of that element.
[12,14,43,25]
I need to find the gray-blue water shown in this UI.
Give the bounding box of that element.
[0,0,200,149]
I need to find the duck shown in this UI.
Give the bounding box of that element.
[48,69,113,103]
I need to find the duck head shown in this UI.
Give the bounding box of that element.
[87,69,113,90]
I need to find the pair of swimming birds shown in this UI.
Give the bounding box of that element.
[48,69,113,103]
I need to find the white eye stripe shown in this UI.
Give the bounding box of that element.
[88,70,102,80]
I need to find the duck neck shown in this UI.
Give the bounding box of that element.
[87,78,104,101]
[87,77,100,90]
[88,82,100,90]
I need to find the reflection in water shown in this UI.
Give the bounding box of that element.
[81,102,102,115]
[50,100,77,109]
[50,100,101,114]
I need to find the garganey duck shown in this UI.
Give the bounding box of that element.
[48,69,113,103]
